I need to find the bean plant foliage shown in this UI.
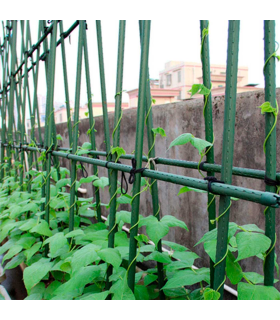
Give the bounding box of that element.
[0,131,279,300]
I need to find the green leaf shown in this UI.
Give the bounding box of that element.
[16,236,37,249]
[195,222,238,246]
[134,285,150,300]
[56,178,71,189]
[24,242,42,261]
[65,229,84,238]
[116,195,132,205]
[162,240,188,252]
[143,274,158,286]
[203,288,220,300]
[116,210,131,225]
[238,224,264,233]
[163,268,210,290]
[19,219,37,231]
[97,248,122,270]
[140,216,169,246]
[161,215,188,231]
[178,186,207,195]
[242,272,278,285]
[144,251,172,264]
[71,244,99,274]
[172,251,200,264]
[76,149,91,156]
[24,293,43,300]
[135,234,150,244]
[43,232,68,257]
[4,252,25,270]
[44,281,62,300]
[235,232,271,262]
[2,245,23,263]
[151,127,166,137]
[163,287,189,299]
[190,137,212,155]
[54,265,101,298]
[56,134,63,141]
[81,142,92,150]
[79,175,98,185]
[79,291,110,300]
[93,177,109,189]
[30,220,53,237]
[168,133,193,150]
[188,84,202,97]
[164,261,194,272]
[257,101,276,115]
[237,282,280,300]
[226,251,243,285]
[204,239,217,263]
[110,277,135,300]
[115,231,129,247]
[188,84,210,97]
[23,258,54,293]
[111,147,126,160]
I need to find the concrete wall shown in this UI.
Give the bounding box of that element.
[38,89,280,290]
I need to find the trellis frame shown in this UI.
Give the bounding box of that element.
[0,19,279,300]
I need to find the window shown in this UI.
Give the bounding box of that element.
[59,114,62,123]
[177,91,181,100]
[166,74,172,86]
[178,70,181,83]
[160,78,164,88]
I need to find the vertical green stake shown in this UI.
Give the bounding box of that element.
[139,20,165,299]
[82,21,102,222]
[96,21,111,155]
[69,21,84,232]
[0,24,9,182]
[200,20,216,288]
[7,21,17,178]
[59,21,73,148]
[263,20,276,286]
[127,20,151,292]
[106,20,126,290]
[213,20,240,299]
[44,21,58,230]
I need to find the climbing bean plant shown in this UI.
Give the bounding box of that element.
[0,19,280,301]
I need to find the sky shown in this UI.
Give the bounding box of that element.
[1,3,280,117]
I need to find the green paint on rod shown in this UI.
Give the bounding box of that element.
[213,20,240,299]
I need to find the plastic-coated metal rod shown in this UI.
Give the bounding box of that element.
[21,145,280,208]
[106,20,126,292]
[82,20,102,222]
[139,20,165,299]
[200,20,216,288]
[213,21,240,299]
[54,146,280,182]
[263,21,277,287]
[44,21,58,228]
[69,21,83,232]
[7,21,17,177]
[128,20,151,292]
[0,20,79,95]
[96,21,111,154]
[59,21,73,147]
[0,23,10,181]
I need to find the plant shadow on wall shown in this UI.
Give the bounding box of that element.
[0,130,279,300]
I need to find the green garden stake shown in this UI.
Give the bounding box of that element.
[127,20,151,292]
[263,20,277,287]
[213,20,240,299]
[200,19,216,288]
[105,20,126,291]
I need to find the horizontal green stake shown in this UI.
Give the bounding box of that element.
[18,145,280,182]
[20,145,280,208]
